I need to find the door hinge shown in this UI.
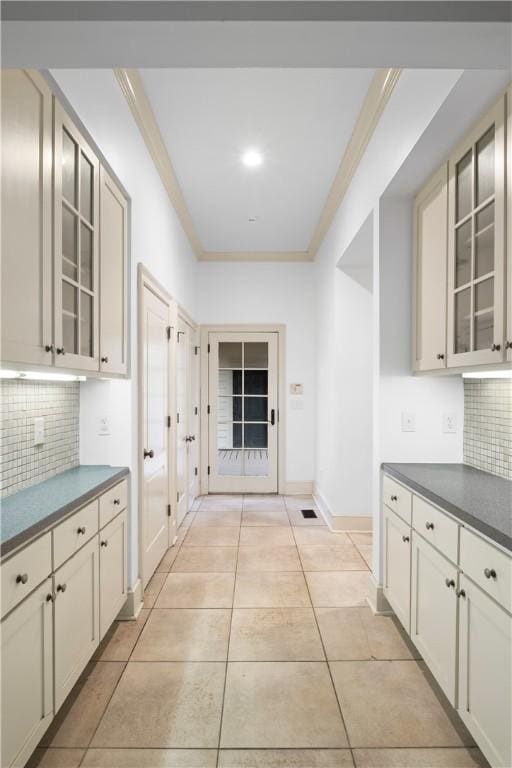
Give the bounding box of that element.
[207,465,210,475]
[167,504,171,517]
[167,415,171,428]
[207,343,210,353]
[194,467,198,476]
[207,404,210,415]
[177,491,180,503]
[194,406,198,416]
[166,326,171,340]
[177,412,180,424]
[177,331,185,342]
[194,346,199,355]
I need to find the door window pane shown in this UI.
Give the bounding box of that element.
[244,397,268,422]
[244,370,268,395]
[219,369,242,395]
[62,129,77,206]
[455,220,471,288]
[244,342,268,368]
[219,342,242,368]
[244,449,269,477]
[80,153,93,223]
[244,423,268,449]
[474,311,493,351]
[475,278,494,313]
[62,281,78,354]
[474,203,494,278]
[62,206,78,280]
[218,396,242,422]
[454,288,471,354]
[62,281,77,315]
[456,150,472,222]
[476,126,495,206]
[80,291,93,357]
[80,223,93,289]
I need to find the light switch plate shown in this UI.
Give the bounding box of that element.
[442,412,457,433]
[290,383,303,395]
[401,412,416,432]
[34,417,45,446]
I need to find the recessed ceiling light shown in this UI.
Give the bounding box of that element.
[242,149,263,168]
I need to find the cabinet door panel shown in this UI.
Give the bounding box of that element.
[413,164,448,371]
[1,578,53,768]
[447,96,506,368]
[100,167,128,375]
[54,536,100,711]
[506,85,512,360]
[458,575,512,768]
[411,532,458,705]
[54,101,100,372]
[1,70,53,367]
[99,510,128,639]
[383,506,411,633]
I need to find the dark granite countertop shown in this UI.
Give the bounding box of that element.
[0,465,130,558]
[382,463,511,552]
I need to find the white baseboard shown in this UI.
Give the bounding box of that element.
[366,572,394,615]
[117,578,143,620]
[284,481,314,496]
[313,483,373,532]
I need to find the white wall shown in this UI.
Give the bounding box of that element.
[196,261,316,485]
[51,69,199,588]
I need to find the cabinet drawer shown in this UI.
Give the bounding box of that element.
[383,475,412,524]
[53,500,99,570]
[99,479,128,528]
[413,496,459,564]
[460,527,511,613]
[1,533,52,619]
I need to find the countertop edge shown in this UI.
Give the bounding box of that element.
[1,467,130,560]
[381,463,511,553]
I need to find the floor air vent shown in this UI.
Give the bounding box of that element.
[301,509,317,519]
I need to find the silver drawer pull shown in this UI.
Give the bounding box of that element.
[425,522,435,531]
[484,568,497,580]
[16,573,28,585]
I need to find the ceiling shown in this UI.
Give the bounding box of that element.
[140,68,376,253]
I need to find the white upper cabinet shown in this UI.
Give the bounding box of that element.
[506,85,512,361]
[1,70,53,367]
[413,164,448,371]
[447,95,506,368]
[100,167,129,376]
[54,101,100,371]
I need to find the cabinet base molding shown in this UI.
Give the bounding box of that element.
[367,573,394,616]
[116,578,143,621]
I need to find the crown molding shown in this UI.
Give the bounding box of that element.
[200,250,312,262]
[308,67,402,259]
[115,68,203,259]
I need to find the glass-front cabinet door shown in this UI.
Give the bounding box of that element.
[447,96,506,368]
[54,102,100,371]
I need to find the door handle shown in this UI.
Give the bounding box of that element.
[144,448,154,459]
[270,409,275,426]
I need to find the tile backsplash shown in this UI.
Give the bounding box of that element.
[464,378,512,480]
[0,380,80,498]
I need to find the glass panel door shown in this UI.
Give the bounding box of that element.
[209,332,278,493]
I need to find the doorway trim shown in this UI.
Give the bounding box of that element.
[199,324,286,495]
[137,264,177,590]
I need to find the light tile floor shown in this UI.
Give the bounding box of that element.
[29,495,489,768]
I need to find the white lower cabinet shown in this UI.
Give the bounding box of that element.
[411,532,458,705]
[99,509,128,639]
[1,578,53,768]
[383,505,411,633]
[53,535,100,710]
[458,574,512,768]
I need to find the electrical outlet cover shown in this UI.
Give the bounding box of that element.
[442,413,457,434]
[401,412,416,432]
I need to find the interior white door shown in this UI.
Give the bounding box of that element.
[208,332,278,493]
[176,316,189,526]
[141,285,170,588]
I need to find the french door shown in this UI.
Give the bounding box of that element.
[208,332,278,493]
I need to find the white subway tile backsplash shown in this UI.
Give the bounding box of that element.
[0,380,79,497]
[464,379,512,480]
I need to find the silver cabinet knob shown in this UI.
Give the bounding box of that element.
[16,573,28,585]
[113,498,121,506]
[445,578,455,588]
[101,540,108,548]
[456,588,466,598]
[56,583,67,593]
[402,535,410,543]
[77,526,86,535]
[390,495,398,502]
[425,522,435,531]
[484,568,497,580]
